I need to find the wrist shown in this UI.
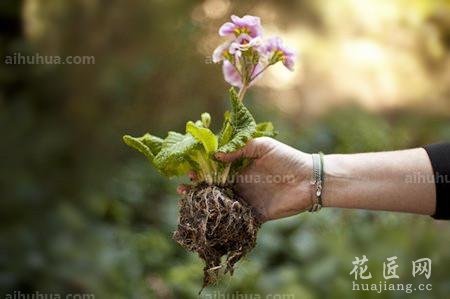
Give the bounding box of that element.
[321,154,352,208]
[292,151,316,213]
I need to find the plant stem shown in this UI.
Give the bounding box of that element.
[250,64,270,82]
[220,163,231,185]
[195,153,213,185]
[238,84,248,101]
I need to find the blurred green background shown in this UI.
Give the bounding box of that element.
[1,0,450,298]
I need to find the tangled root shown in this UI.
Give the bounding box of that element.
[172,184,261,290]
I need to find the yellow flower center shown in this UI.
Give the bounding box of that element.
[233,27,251,36]
[270,50,285,64]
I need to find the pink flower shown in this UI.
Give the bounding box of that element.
[264,36,296,71]
[213,15,296,90]
[229,34,262,58]
[219,15,263,38]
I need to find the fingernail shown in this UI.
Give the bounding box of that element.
[188,171,197,180]
[177,185,187,195]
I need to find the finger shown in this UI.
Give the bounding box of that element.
[215,138,270,163]
[177,184,190,195]
[188,171,198,181]
[215,148,245,163]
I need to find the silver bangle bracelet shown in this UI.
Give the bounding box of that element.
[309,152,324,212]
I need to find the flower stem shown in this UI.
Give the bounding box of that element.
[238,84,248,101]
[250,64,270,82]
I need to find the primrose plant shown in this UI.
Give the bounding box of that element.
[123,15,295,186]
[123,14,296,289]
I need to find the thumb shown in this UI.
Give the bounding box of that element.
[215,138,269,163]
[215,148,246,163]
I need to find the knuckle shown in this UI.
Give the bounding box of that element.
[255,136,272,143]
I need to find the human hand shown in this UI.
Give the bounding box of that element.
[215,137,314,222]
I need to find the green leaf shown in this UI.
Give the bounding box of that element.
[153,131,200,177]
[217,88,257,153]
[218,111,233,147]
[186,121,218,154]
[254,122,277,137]
[201,112,211,128]
[219,122,233,148]
[139,133,164,154]
[122,133,163,164]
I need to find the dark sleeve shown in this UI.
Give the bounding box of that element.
[423,143,450,220]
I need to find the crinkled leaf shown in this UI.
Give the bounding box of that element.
[153,131,200,177]
[217,88,256,153]
[218,111,233,147]
[140,133,164,154]
[186,121,218,154]
[219,122,233,148]
[253,122,277,137]
[122,133,163,164]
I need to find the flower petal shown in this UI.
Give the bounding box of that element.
[212,41,230,63]
[229,15,263,37]
[241,15,262,37]
[282,47,296,71]
[222,60,242,88]
[229,44,242,58]
[230,15,241,24]
[265,36,282,53]
[218,22,236,36]
[283,55,295,71]
[229,34,262,59]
